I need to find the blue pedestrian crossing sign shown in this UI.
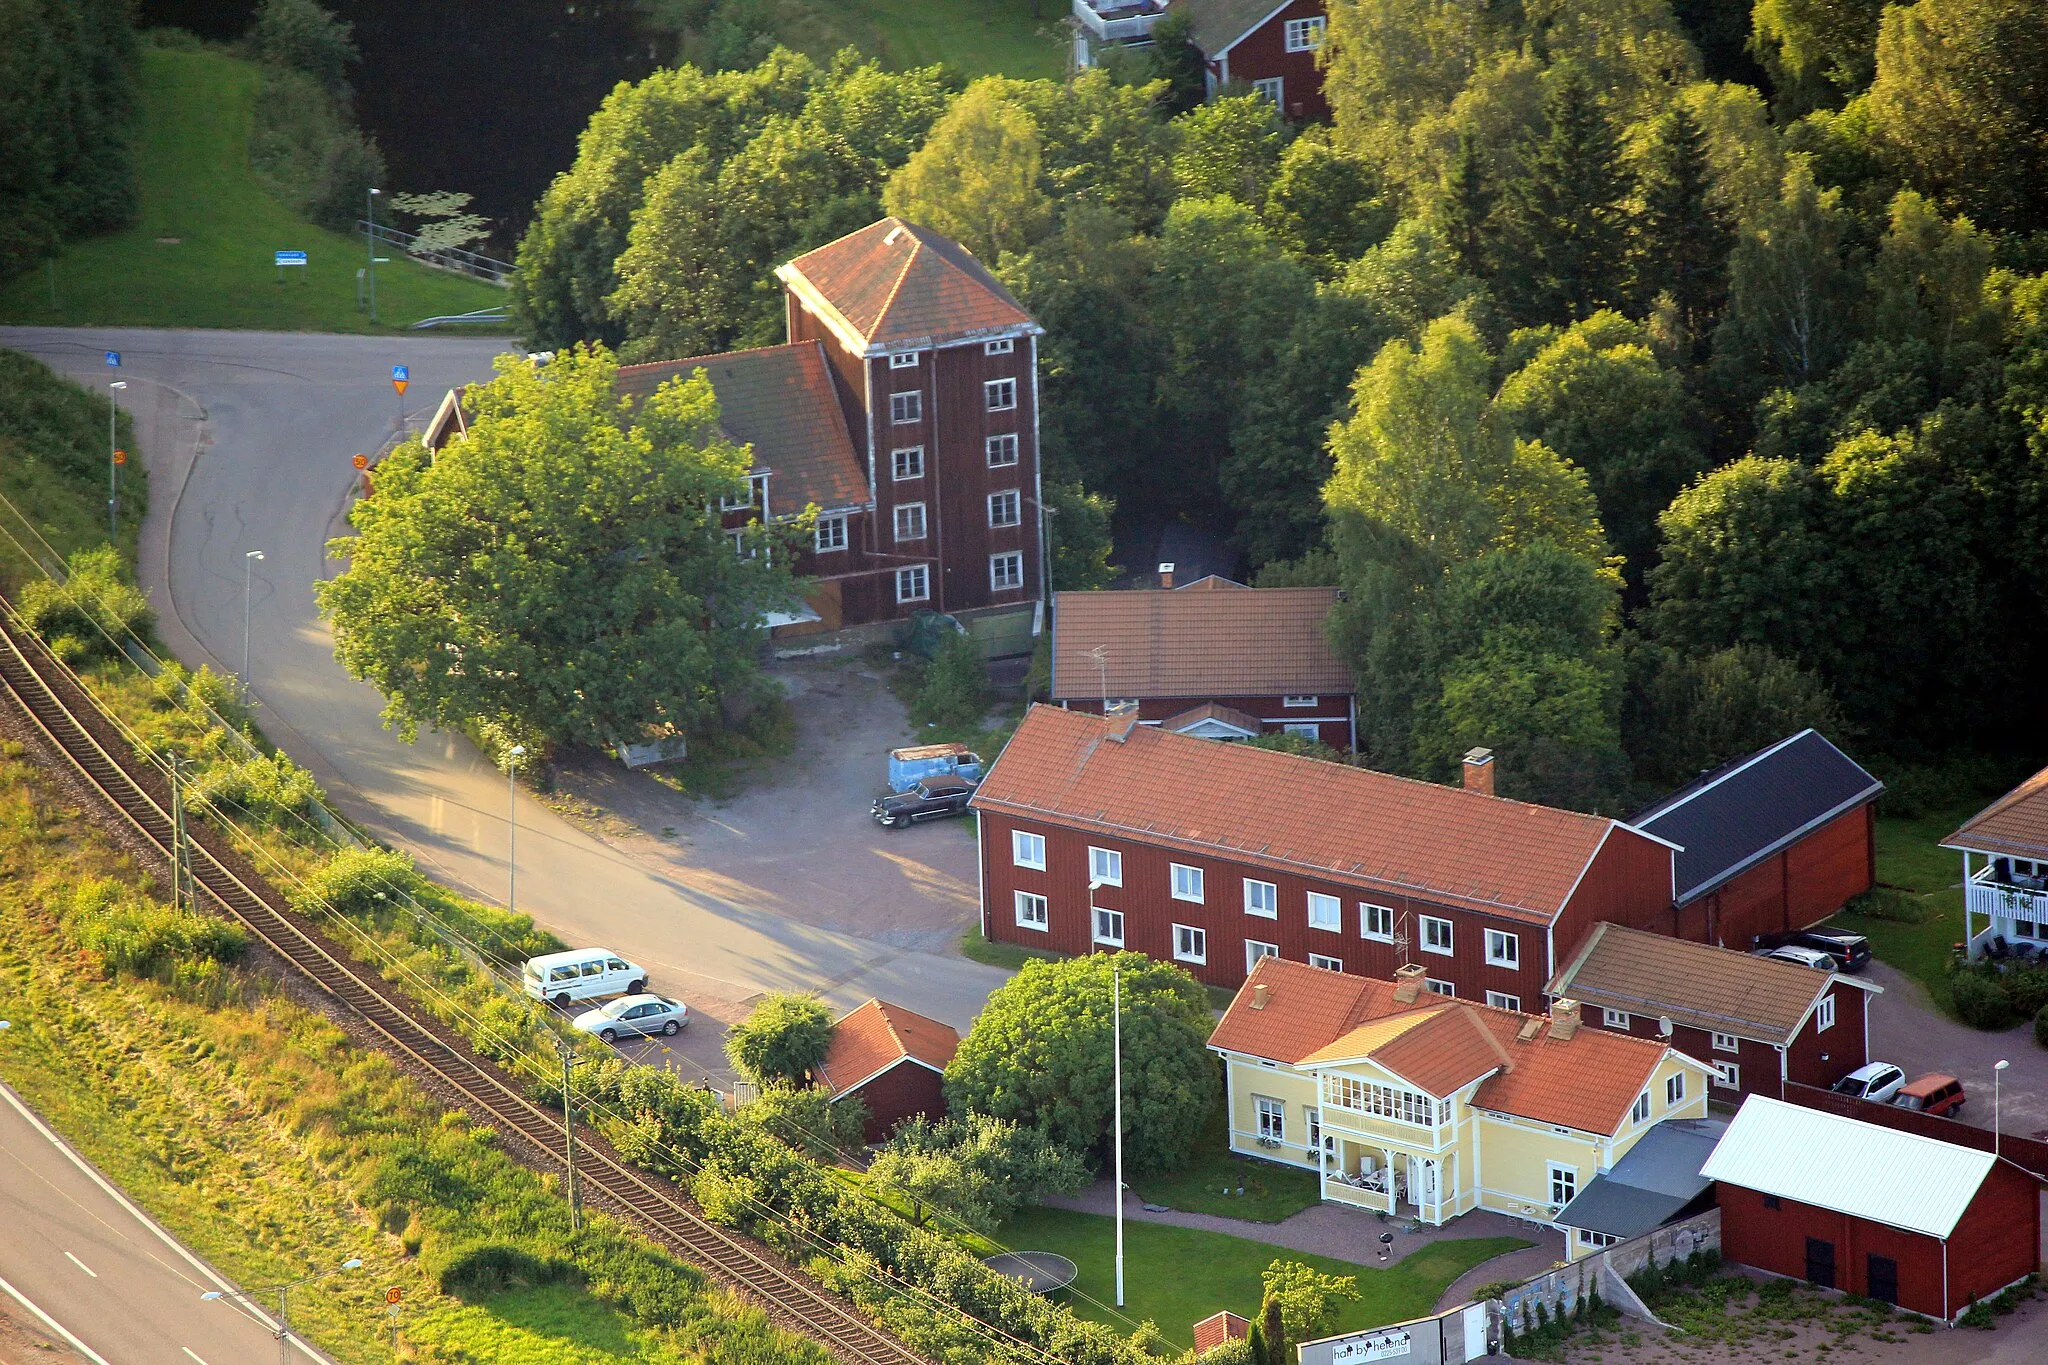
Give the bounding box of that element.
[392,365,409,383]
[105,351,120,367]
[275,250,308,267]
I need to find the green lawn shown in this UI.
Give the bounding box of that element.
[1132,1100,1323,1223]
[1822,802,1981,1014]
[0,47,509,332]
[755,0,1068,79]
[999,1206,1527,1349]
[959,925,1062,971]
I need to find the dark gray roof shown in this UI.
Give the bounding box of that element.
[1555,1118,1726,1239]
[1630,731,1883,905]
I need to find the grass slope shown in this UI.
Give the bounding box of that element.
[999,1205,1526,1347]
[0,350,144,591]
[751,0,1068,78]
[0,47,508,333]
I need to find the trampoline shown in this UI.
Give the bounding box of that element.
[981,1251,1079,1295]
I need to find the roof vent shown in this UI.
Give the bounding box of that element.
[884,225,906,246]
[1250,983,1271,1011]
[1392,962,1427,1004]
[1549,998,1582,1042]
[1516,1018,1545,1043]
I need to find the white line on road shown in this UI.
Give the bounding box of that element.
[0,1270,113,1365]
[63,1250,97,1277]
[183,1347,212,1365]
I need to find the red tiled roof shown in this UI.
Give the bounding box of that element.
[776,217,1037,352]
[1945,763,2048,862]
[972,707,1644,925]
[1212,958,1681,1135]
[616,342,868,514]
[1051,584,1351,699]
[817,998,960,1094]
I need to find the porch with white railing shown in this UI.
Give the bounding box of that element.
[1962,856,2048,956]
[1071,0,1167,42]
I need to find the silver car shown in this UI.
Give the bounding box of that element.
[572,995,689,1043]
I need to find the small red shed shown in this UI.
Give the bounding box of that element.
[1192,1311,1250,1352]
[1703,1095,2040,1320]
[817,999,960,1145]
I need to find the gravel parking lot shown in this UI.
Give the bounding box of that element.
[1865,961,2048,1141]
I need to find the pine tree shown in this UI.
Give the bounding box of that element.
[1632,105,1733,357]
[1495,67,1629,327]
[1440,129,1494,279]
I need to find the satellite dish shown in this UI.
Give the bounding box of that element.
[1658,1017,1674,1037]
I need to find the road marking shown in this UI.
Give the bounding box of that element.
[0,1271,113,1365]
[64,1250,97,1277]
[183,1348,212,1365]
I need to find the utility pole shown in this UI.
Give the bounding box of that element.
[168,754,195,911]
[366,187,382,322]
[558,1033,582,1230]
[1113,962,1125,1308]
[242,550,265,702]
[507,744,525,915]
[107,379,126,541]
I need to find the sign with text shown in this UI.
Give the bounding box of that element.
[275,250,307,267]
[1331,1328,1413,1362]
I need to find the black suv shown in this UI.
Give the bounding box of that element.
[872,775,977,828]
[1751,928,1871,973]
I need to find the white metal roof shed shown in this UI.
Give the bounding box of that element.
[1701,1095,1996,1239]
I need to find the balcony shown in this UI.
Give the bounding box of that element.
[1071,0,1166,43]
[1965,868,2048,954]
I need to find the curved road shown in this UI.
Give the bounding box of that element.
[1,328,1006,1061]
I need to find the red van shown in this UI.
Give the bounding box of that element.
[1892,1074,1966,1118]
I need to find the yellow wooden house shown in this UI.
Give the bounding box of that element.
[1211,959,1712,1243]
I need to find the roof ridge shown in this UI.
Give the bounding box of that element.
[870,222,922,342]
[616,340,817,373]
[1457,1003,1517,1073]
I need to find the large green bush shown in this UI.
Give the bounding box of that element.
[724,993,835,1085]
[1951,966,2018,1031]
[911,629,989,730]
[189,749,321,832]
[63,876,247,985]
[18,545,155,662]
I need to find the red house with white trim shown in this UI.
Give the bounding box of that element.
[817,998,960,1145]
[1181,0,1330,120]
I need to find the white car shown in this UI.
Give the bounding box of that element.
[1760,946,1836,972]
[572,995,689,1043]
[1832,1062,1906,1104]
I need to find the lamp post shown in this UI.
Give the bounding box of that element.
[1113,960,1125,1309]
[507,744,525,915]
[242,550,265,700]
[107,380,126,540]
[1995,1059,2011,1157]
[202,1258,362,1365]
[365,187,381,322]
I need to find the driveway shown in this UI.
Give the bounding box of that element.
[0,327,1008,1075]
[1864,961,2048,1141]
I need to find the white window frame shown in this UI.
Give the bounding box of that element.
[1306,891,1341,933]
[1420,915,1453,957]
[1283,15,1325,51]
[989,552,1024,592]
[1712,1061,1741,1090]
[1361,903,1393,942]
[1244,879,1278,919]
[1011,830,1046,870]
[1816,995,1836,1032]
[895,565,929,603]
[984,338,1015,356]
[1603,1008,1631,1030]
[719,473,767,513]
[892,446,925,481]
[1632,1091,1651,1125]
[890,391,922,424]
[1283,723,1321,740]
[1089,846,1122,887]
[984,378,1017,412]
[893,502,927,543]
[889,351,919,369]
[1014,890,1048,931]
[1579,1229,1620,1250]
[1309,953,1343,972]
[1174,924,1207,964]
[814,513,847,553]
[1666,1073,1686,1107]
[988,489,1021,528]
[986,433,1019,467]
[1484,929,1519,969]
[1252,76,1284,107]
[1486,990,1521,1012]
[1246,939,1279,974]
[726,528,748,557]
[1254,1095,1284,1143]
[1425,978,1455,997]
[1093,906,1125,947]
[1711,1032,1740,1054]
[1548,1163,1578,1208]
[1282,695,1317,708]
[1171,864,1205,903]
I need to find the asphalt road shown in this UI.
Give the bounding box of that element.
[0,1080,314,1364]
[1,327,1007,1061]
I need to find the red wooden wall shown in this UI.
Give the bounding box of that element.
[1210,0,1330,121]
[838,1061,947,1146]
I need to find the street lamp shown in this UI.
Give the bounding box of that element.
[1112,960,1125,1309]
[107,380,127,541]
[365,187,381,322]
[202,1258,362,1365]
[506,745,525,915]
[242,550,266,700]
[1995,1059,2011,1157]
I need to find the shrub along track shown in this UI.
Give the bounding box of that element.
[0,606,929,1365]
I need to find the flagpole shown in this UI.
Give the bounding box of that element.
[1114,961,1125,1308]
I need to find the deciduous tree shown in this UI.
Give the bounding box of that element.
[1171,94,1287,206]
[884,78,1053,259]
[725,992,836,1086]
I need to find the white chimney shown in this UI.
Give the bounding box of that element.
[1158,562,1176,590]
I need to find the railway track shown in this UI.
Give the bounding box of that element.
[0,609,932,1365]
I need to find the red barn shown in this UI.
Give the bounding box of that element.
[1546,922,1880,1102]
[1704,1095,2039,1320]
[1629,731,1881,949]
[817,998,960,1145]
[970,705,1680,1000]
[1181,0,1330,120]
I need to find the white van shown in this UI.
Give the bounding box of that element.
[522,949,649,1006]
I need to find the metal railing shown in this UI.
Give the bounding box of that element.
[358,220,515,285]
[1070,0,1164,41]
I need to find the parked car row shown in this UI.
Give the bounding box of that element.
[521,947,690,1043]
[1831,1062,1966,1117]
[1750,929,1872,973]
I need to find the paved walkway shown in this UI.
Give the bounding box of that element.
[1046,1177,1563,1301]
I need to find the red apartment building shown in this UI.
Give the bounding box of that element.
[426,217,1046,643]
[971,706,1679,998]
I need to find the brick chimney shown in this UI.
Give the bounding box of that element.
[1548,998,1582,1041]
[1104,705,1142,743]
[1250,983,1271,1010]
[1158,561,1176,589]
[1462,747,1495,796]
[1393,962,1427,1004]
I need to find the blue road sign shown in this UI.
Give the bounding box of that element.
[275,250,308,267]
[392,365,409,383]
[105,351,120,367]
